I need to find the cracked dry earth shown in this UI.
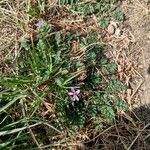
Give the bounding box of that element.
[122,0,150,107]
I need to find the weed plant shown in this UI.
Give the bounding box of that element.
[0,0,127,149]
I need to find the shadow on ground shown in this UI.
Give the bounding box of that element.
[134,104,150,125]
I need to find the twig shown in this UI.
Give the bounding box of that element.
[127,123,150,150]
[114,120,128,150]
[128,79,144,102]
[83,125,115,144]
[144,133,150,141]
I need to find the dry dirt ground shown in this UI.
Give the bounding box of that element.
[122,0,150,106]
[113,0,150,126]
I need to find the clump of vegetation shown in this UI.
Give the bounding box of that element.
[0,0,127,149]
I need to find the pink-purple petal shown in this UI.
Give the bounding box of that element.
[71,96,76,101]
[36,20,45,28]
[76,96,79,101]
[68,92,74,96]
[68,87,80,102]
[75,89,80,94]
[73,95,79,101]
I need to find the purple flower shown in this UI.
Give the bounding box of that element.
[68,87,80,101]
[36,20,45,28]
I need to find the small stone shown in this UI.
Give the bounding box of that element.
[110,21,118,29]
[115,28,122,36]
[107,24,115,35]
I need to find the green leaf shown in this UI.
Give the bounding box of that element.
[106,62,117,74]
[55,78,64,87]
[37,39,48,65]
[0,95,25,113]
[107,79,126,92]
[0,123,41,136]
[99,17,109,28]
[20,40,31,51]
[27,5,40,18]
[92,73,102,84]
[115,99,128,111]
[76,62,85,69]
[1,77,34,86]
[61,69,69,75]
[87,104,98,118]
[63,71,83,86]
[95,122,103,129]
[107,94,129,111]
[101,104,115,119]
[88,51,96,62]
[37,39,46,51]
[55,51,62,64]
[55,32,61,45]
[99,58,108,65]
[113,10,124,21]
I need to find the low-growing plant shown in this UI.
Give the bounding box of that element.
[0,0,128,149]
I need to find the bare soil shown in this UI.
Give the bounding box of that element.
[122,0,150,106]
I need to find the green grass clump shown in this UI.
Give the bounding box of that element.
[0,0,127,149]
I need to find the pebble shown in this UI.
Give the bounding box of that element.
[107,21,122,36]
[107,24,115,35]
[110,21,118,29]
[115,28,122,36]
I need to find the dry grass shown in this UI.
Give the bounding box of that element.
[0,0,30,77]
[84,114,150,150]
[35,112,150,150]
